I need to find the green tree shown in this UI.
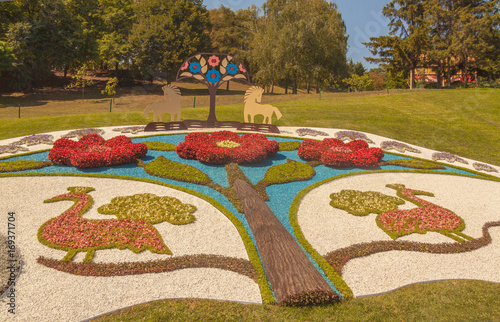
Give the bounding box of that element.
[364,0,429,89]
[251,0,347,94]
[96,0,134,70]
[129,0,211,81]
[0,0,81,90]
[209,5,257,90]
[343,74,374,91]
[101,77,118,109]
[65,65,94,99]
[347,59,366,77]
[426,0,499,88]
[365,0,500,89]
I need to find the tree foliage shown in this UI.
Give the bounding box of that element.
[250,0,348,93]
[365,0,500,88]
[128,0,211,81]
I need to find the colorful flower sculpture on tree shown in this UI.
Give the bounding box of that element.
[176,131,279,165]
[48,134,148,168]
[298,138,384,167]
[177,53,250,123]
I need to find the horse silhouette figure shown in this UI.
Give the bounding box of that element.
[243,86,282,124]
[377,184,474,242]
[143,84,182,122]
[38,187,171,263]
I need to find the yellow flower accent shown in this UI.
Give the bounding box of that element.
[216,140,241,149]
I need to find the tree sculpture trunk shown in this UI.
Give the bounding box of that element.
[233,179,340,306]
[207,87,218,123]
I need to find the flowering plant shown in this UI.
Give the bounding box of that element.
[61,128,105,139]
[48,134,148,168]
[334,130,375,144]
[432,152,468,164]
[298,138,384,167]
[176,131,279,165]
[17,134,54,146]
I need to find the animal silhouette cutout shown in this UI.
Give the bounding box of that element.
[243,86,282,124]
[376,184,474,242]
[38,187,171,263]
[143,84,182,122]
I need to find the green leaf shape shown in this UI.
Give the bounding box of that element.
[143,141,177,151]
[97,193,196,225]
[381,159,446,169]
[0,160,52,173]
[144,156,211,185]
[262,159,315,185]
[330,190,405,216]
[279,141,301,151]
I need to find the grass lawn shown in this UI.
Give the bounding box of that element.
[93,280,500,321]
[1,87,499,165]
[1,86,499,320]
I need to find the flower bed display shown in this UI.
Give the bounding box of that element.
[48,134,148,168]
[176,131,279,165]
[298,138,384,167]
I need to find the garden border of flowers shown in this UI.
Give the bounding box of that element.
[0,130,499,305]
[36,254,258,280]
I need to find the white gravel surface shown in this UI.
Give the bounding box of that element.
[0,126,499,319]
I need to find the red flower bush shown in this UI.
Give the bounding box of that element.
[298,138,383,168]
[176,131,279,165]
[49,134,148,168]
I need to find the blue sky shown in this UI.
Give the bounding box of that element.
[204,0,392,70]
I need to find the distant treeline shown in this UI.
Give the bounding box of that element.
[0,0,498,92]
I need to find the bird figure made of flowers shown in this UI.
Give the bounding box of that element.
[176,53,250,123]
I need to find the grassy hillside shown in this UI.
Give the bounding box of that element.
[1,88,499,165]
[1,87,499,320]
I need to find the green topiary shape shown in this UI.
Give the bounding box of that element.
[279,141,301,151]
[144,156,212,185]
[0,160,53,173]
[97,193,196,225]
[143,141,177,151]
[263,159,315,185]
[330,190,405,216]
[381,159,446,169]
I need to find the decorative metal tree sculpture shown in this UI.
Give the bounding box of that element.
[176,53,250,123]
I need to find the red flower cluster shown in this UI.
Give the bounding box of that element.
[298,138,384,167]
[49,134,148,168]
[176,131,279,165]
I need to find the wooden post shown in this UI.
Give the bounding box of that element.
[18,105,21,118]
[233,179,340,306]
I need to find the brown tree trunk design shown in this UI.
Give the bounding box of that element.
[233,179,340,306]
